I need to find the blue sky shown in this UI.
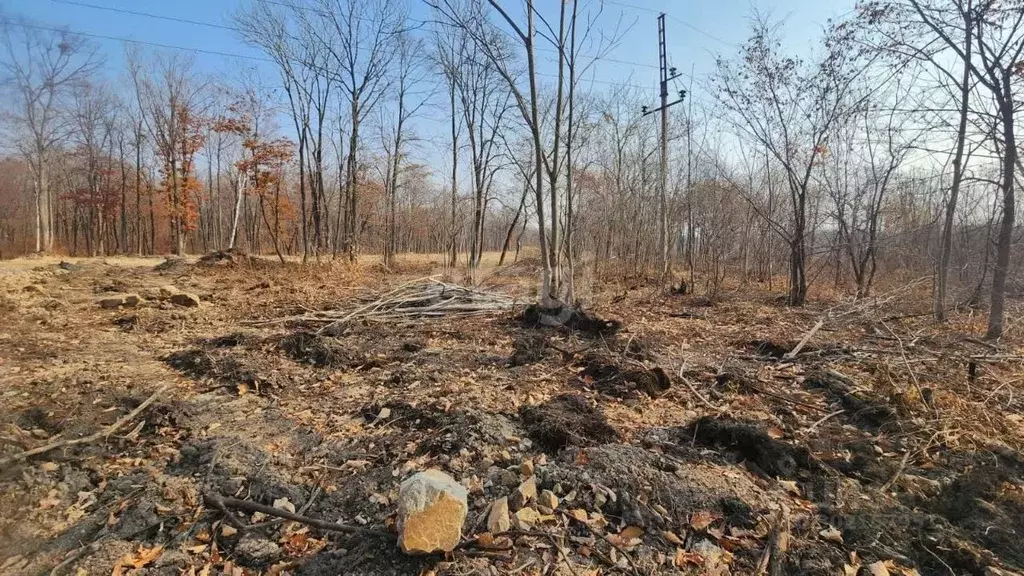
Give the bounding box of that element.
[3,0,858,174]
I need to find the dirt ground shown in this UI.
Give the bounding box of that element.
[3,253,1024,576]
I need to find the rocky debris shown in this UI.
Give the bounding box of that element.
[520,459,535,477]
[99,296,126,309]
[514,507,544,527]
[234,533,281,566]
[690,538,728,575]
[158,285,181,298]
[487,496,511,534]
[98,294,144,309]
[169,292,200,307]
[538,489,558,510]
[397,470,468,554]
[510,476,537,510]
[491,468,519,487]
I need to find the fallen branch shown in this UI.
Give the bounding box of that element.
[804,409,845,435]
[203,492,391,538]
[755,504,790,576]
[784,318,825,360]
[0,382,173,468]
[678,366,721,412]
[255,278,516,331]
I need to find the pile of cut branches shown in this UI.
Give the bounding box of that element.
[266,278,516,331]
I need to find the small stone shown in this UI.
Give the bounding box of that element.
[98,296,126,309]
[690,539,725,571]
[510,476,537,510]
[123,294,143,307]
[169,292,200,307]
[535,454,548,466]
[234,533,280,566]
[155,550,190,568]
[158,285,182,298]
[397,470,468,554]
[538,490,558,510]
[514,507,542,527]
[487,497,511,534]
[494,468,518,487]
[520,459,535,477]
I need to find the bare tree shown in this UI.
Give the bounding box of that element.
[379,29,432,267]
[317,0,405,261]
[715,15,869,305]
[0,17,101,253]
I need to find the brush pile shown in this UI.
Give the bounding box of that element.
[277,278,516,331]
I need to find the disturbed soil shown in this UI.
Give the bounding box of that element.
[3,255,1024,576]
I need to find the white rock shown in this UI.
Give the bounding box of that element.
[397,470,468,554]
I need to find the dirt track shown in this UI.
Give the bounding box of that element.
[2,255,1024,575]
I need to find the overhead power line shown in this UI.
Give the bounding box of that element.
[6,20,682,97]
[601,0,739,48]
[16,0,721,106]
[50,0,669,72]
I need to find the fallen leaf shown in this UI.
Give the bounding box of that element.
[674,548,705,567]
[662,531,685,545]
[866,560,891,576]
[689,510,719,531]
[221,524,238,537]
[778,479,801,495]
[128,545,163,569]
[40,462,58,472]
[619,525,644,540]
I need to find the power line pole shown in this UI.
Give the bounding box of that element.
[642,13,685,287]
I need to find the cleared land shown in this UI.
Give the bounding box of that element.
[2,254,1024,575]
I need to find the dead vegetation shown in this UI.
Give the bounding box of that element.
[2,256,1024,576]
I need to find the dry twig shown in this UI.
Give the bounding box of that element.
[0,382,173,468]
[203,492,391,538]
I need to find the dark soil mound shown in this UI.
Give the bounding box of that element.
[931,464,1024,568]
[153,257,190,274]
[578,353,671,398]
[521,304,621,336]
[684,416,815,479]
[508,332,551,366]
[805,370,897,430]
[279,331,352,368]
[198,248,246,266]
[520,393,619,453]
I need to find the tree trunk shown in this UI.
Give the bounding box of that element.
[935,12,972,321]
[985,75,1016,340]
